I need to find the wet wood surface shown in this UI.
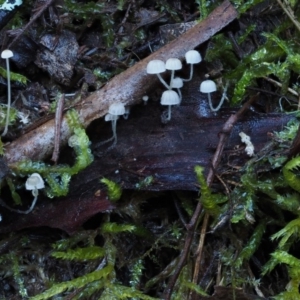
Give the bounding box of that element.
[74,89,293,192]
[0,94,292,234]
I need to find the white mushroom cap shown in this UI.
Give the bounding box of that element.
[185,50,202,64]
[165,58,182,70]
[160,90,180,105]
[200,80,217,93]
[1,0,22,11]
[105,113,119,121]
[171,77,183,89]
[25,173,45,190]
[108,102,125,116]
[146,60,166,74]
[1,49,13,59]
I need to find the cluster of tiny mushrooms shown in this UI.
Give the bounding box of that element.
[0,48,250,215]
[101,49,227,148]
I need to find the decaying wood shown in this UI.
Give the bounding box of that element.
[73,99,293,192]
[4,0,237,166]
[0,190,114,235]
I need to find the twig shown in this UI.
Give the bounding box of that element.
[276,0,300,33]
[51,93,65,163]
[192,173,230,290]
[263,76,298,97]
[4,0,238,166]
[163,94,259,300]
[247,263,265,297]
[192,212,209,285]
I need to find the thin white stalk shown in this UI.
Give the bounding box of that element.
[0,190,38,214]
[111,118,118,146]
[157,73,170,89]
[167,105,172,121]
[208,84,228,112]
[177,88,182,103]
[183,64,194,82]
[2,58,11,136]
[169,70,175,90]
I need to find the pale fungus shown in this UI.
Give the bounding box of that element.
[184,50,202,82]
[0,173,45,214]
[165,58,182,89]
[106,102,125,148]
[146,59,169,89]
[160,90,180,122]
[22,173,45,213]
[1,49,14,136]
[200,79,225,112]
[142,95,149,105]
[170,77,184,103]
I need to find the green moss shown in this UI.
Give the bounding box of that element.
[6,177,21,205]
[262,250,300,299]
[234,221,266,267]
[194,165,222,216]
[0,105,18,131]
[0,67,28,85]
[52,246,106,261]
[31,265,113,300]
[63,0,105,20]
[100,178,122,201]
[283,156,300,194]
[12,109,93,198]
[0,137,3,155]
[101,222,136,234]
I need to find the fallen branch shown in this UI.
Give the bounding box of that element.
[4,0,237,165]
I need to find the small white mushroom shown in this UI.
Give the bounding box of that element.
[26,173,45,193]
[1,0,23,11]
[142,95,149,105]
[105,102,125,148]
[165,58,182,89]
[200,79,225,112]
[184,50,202,82]
[170,77,183,103]
[146,60,169,89]
[23,173,45,213]
[1,49,14,136]
[2,173,45,214]
[160,90,180,122]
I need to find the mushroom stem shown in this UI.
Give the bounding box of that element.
[2,57,11,136]
[183,64,194,82]
[111,118,118,146]
[157,73,170,89]
[177,88,182,103]
[167,105,172,121]
[0,189,38,214]
[169,70,175,90]
[208,88,227,112]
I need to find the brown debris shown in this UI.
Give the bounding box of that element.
[35,30,79,85]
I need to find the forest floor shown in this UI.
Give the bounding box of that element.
[0,0,300,299]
